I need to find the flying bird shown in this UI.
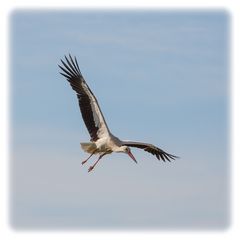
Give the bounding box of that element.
[59,55,178,172]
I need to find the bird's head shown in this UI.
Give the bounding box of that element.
[118,146,137,163]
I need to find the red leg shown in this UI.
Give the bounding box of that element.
[88,152,108,172]
[82,150,97,165]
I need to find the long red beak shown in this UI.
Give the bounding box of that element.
[128,151,137,163]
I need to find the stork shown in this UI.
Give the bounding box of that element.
[59,55,178,172]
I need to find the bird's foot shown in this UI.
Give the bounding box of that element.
[82,159,87,165]
[88,166,94,172]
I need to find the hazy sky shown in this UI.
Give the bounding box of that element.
[10,10,229,230]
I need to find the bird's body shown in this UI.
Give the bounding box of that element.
[59,55,177,172]
[80,133,121,155]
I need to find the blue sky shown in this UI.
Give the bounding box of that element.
[10,10,229,229]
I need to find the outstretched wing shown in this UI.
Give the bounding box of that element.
[122,141,178,162]
[59,54,110,141]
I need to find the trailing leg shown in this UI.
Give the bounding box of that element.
[82,149,97,165]
[88,152,108,172]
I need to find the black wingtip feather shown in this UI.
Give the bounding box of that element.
[59,55,82,79]
[161,155,166,162]
[74,56,81,73]
[68,54,79,75]
[65,54,79,75]
[64,56,78,76]
[60,72,71,79]
[60,59,76,76]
